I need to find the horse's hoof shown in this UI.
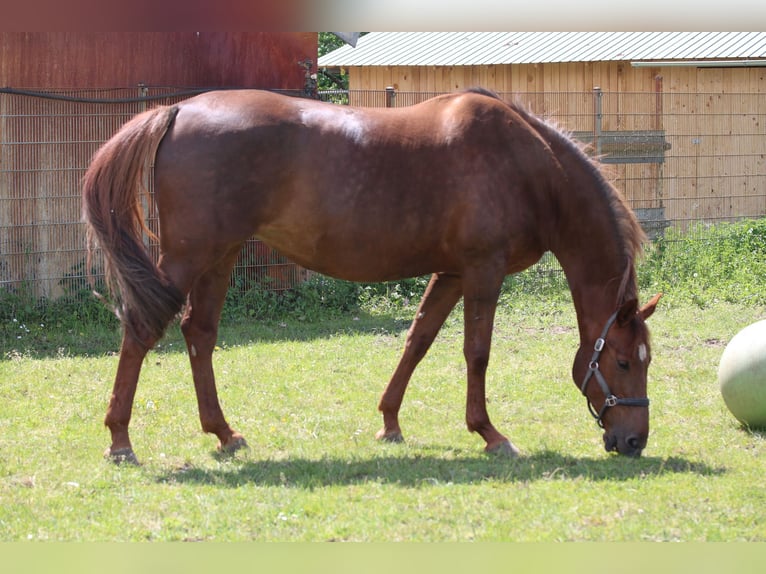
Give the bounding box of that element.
[375,429,404,443]
[105,447,140,465]
[218,435,249,454]
[485,440,520,457]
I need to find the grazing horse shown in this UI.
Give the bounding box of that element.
[82,88,661,464]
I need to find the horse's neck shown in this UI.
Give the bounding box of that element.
[515,111,637,338]
[558,245,629,342]
[545,159,631,340]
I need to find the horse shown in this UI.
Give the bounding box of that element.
[82,88,661,464]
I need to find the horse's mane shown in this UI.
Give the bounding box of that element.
[463,88,646,303]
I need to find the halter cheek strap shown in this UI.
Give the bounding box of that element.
[580,311,650,428]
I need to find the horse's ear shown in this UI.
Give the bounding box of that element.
[617,293,662,326]
[616,298,639,326]
[639,292,662,321]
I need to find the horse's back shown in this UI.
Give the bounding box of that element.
[170,88,525,145]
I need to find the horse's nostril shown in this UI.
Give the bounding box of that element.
[626,435,645,452]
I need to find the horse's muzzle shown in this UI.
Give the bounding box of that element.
[604,432,646,457]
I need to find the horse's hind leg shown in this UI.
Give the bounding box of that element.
[179,246,247,454]
[376,273,462,443]
[104,324,161,464]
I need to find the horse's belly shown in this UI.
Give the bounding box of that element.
[256,224,449,283]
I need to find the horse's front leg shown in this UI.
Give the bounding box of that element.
[376,273,462,443]
[180,251,247,454]
[461,267,519,456]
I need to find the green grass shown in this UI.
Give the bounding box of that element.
[1,296,765,541]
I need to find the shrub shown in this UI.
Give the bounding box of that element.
[638,218,766,307]
[223,273,364,322]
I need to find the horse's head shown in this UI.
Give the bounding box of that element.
[573,293,662,457]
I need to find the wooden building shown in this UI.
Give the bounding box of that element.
[320,32,766,234]
[0,33,317,298]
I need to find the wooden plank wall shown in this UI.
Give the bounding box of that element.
[348,62,665,94]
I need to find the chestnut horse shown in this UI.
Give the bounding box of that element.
[82,88,661,464]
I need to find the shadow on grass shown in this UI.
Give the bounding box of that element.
[155,450,725,488]
[0,312,413,360]
[742,427,766,438]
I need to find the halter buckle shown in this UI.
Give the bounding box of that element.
[604,395,619,408]
[594,337,605,352]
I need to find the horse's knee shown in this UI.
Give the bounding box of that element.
[180,316,217,357]
[404,332,432,361]
[464,351,490,375]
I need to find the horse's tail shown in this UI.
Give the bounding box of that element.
[82,105,185,341]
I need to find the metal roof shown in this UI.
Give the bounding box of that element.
[318,32,766,67]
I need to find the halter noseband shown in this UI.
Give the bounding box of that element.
[580,310,650,428]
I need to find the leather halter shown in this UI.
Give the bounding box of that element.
[580,311,650,428]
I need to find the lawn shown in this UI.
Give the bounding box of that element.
[1,294,764,543]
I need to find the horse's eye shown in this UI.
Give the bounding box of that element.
[617,360,630,371]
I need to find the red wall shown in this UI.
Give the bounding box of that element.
[0,32,317,89]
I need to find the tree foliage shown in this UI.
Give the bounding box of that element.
[318,32,347,57]
[317,32,367,91]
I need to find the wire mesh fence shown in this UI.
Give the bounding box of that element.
[1,87,765,299]
[0,87,309,299]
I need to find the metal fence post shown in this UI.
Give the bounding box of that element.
[593,86,603,156]
[385,86,396,108]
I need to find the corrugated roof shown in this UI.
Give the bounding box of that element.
[318,32,766,67]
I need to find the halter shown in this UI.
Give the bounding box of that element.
[580,310,650,428]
